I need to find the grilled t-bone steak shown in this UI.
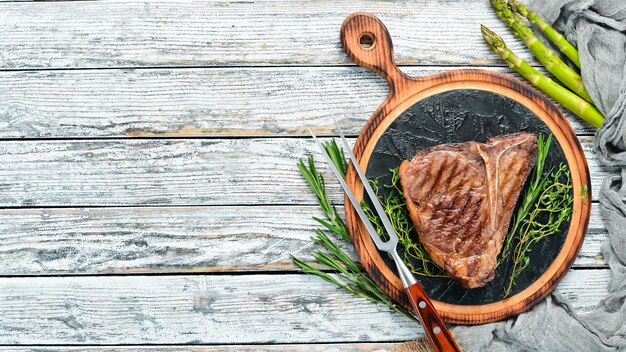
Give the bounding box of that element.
[398,133,537,288]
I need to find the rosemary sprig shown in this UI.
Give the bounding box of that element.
[291,140,418,323]
[296,141,349,241]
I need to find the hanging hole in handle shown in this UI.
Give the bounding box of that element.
[359,32,376,50]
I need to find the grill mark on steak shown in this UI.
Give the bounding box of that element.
[428,157,449,200]
[501,160,521,208]
[398,133,538,288]
[443,161,462,197]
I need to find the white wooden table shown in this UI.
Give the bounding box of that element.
[0,0,611,350]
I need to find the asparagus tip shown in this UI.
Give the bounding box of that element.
[490,0,510,12]
[491,0,526,28]
[481,25,506,50]
[508,0,528,16]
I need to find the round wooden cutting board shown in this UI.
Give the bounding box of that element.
[340,12,592,325]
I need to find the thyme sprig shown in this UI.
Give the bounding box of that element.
[503,163,574,296]
[499,133,576,297]
[291,140,418,323]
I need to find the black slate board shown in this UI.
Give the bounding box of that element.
[364,89,572,304]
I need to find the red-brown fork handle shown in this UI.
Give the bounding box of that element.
[405,283,462,352]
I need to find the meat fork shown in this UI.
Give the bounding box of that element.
[310,126,461,352]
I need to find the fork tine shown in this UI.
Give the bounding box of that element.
[334,119,399,243]
[308,130,393,252]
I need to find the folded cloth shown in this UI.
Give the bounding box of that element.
[453,1,626,351]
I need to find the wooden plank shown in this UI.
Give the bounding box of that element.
[0,137,611,207]
[0,270,609,344]
[0,344,401,352]
[0,67,595,139]
[0,0,540,69]
[579,205,608,267]
[0,204,607,276]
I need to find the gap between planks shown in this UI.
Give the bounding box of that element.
[0,63,555,73]
[0,345,400,352]
[0,343,404,351]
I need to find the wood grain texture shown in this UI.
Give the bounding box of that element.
[0,67,595,139]
[0,204,611,274]
[0,205,348,275]
[0,204,607,276]
[0,138,341,207]
[0,270,609,345]
[0,137,611,207]
[0,0,540,69]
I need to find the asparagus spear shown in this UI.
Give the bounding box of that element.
[489,0,593,103]
[481,25,604,128]
[508,0,581,69]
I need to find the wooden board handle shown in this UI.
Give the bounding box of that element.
[340,12,412,91]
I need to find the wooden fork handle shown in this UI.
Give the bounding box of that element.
[405,283,462,352]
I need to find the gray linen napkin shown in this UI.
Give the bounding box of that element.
[453,1,626,351]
